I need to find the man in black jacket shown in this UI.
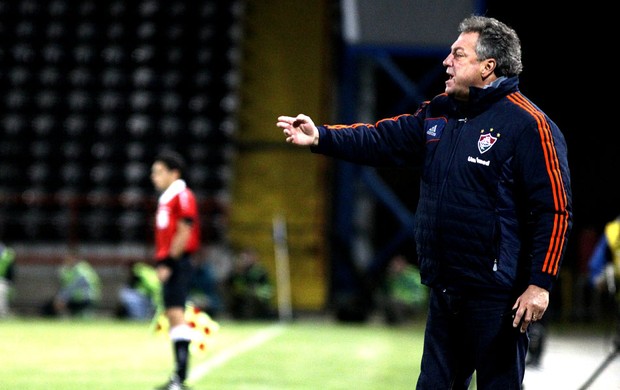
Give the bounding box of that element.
[277,15,572,389]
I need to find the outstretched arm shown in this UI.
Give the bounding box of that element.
[276,114,319,146]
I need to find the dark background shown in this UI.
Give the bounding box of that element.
[364,1,616,299]
[373,1,616,232]
[486,1,617,228]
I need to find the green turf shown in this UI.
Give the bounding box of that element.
[0,316,426,389]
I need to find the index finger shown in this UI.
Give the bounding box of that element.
[277,116,297,124]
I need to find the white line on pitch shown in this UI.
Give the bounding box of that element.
[188,323,286,383]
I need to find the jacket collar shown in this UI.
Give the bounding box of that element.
[452,76,520,117]
[159,179,186,204]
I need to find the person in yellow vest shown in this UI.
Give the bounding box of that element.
[41,252,102,317]
[588,215,620,358]
[589,215,620,301]
[225,247,275,320]
[117,261,161,320]
[381,254,428,325]
[0,243,16,317]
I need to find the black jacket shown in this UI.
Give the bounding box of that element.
[312,76,572,299]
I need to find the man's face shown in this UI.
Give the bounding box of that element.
[150,161,178,192]
[442,32,487,101]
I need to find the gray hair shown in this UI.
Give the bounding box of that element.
[459,15,523,77]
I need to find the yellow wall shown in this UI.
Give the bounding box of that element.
[228,0,333,310]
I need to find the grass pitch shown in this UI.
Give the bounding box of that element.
[0,315,426,389]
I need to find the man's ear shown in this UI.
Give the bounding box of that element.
[481,58,497,79]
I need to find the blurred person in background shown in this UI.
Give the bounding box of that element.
[189,251,224,318]
[526,226,602,369]
[151,150,201,390]
[524,317,546,368]
[571,226,602,322]
[116,261,161,320]
[277,15,572,389]
[588,214,620,361]
[225,247,275,320]
[380,254,428,325]
[41,251,101,318]
[588,214,620,316]
[0,243,16,317]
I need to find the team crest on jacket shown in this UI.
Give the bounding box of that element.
[478,129,500,154]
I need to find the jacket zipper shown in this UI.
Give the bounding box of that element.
[438,117,468,201]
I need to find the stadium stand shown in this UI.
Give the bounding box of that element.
[0,0,242,244]
[0,0,244,313]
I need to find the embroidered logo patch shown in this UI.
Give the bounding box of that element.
[424,118,446,142]
[477,128,500,154]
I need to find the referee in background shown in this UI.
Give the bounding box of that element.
[150,150,201,390]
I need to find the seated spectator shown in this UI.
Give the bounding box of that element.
[225,247,275,320]
[381,254,428,325]
[0,243,16,317]
[41,251,101,318]
[190,256,224,318]
[116,261,161,320]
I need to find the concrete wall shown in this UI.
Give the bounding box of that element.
[228,0,334,310]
